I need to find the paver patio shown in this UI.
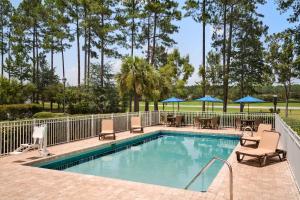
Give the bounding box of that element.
[0,126,299,200]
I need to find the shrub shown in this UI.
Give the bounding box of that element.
[33,112,67,119]
[0,104,43,120]
[68,101,98,114]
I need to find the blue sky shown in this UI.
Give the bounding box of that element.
[11,0,295,85]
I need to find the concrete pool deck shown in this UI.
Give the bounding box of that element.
[0,126,299,200]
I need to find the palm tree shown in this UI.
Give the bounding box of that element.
[116,56,156,112]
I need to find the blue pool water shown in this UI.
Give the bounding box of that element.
[35,131,239,192]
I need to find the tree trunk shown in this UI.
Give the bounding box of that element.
[61,40,65,78]
[32,27,36,84]
[87,26,91,86]
[84,19,87,87]
[133,90,139,112]
[145,101,149,111]
[129,94,132,112]
[202,0,206,111]
[284,84,290,117]
[222,1,227,112]
[224,5,233,113]
[1,13,4,77]
[151,12,157,68]
[131,0,135,57]
[76,5,81,87]
[36,31,39,103]
[100,13,104,88]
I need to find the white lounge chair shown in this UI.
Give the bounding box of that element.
[12,124,50,156]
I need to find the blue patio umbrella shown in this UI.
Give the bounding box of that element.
[234,95,265,113]
[161,97,185,111]
[196,95,223,111]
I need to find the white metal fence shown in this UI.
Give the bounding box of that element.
[0,111,160,155]
[0,111,275,156]
[275,114,300,190]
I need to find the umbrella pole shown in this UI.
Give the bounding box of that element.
[163,103,164,111]
[178,102,179,111]
[173,102,174,112]
[212,102,214,112]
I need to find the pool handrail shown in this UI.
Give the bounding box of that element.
[184,156,233,200]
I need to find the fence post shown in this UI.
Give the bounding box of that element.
[91,115,95,137]
[66,116,70,142]
[158,110,161,125]
[126,112,129,130]
[149,111,152,126]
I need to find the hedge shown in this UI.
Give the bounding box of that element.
[33,112,67,119]
[0,104,43,121]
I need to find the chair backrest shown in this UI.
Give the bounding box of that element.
[175,116,182,123]
[194,117,200,123]
[131,116,141,126]
[211,117,218,125]
[258,131,280,151]
[256,124,272,137]
[254,118,263,127]
[160,114,167,123]
[32,125,46,147]
[102,119,114,131]
[235,118,241,126]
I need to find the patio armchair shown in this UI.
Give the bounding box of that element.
[235,118,242,130]
[240,123,272,146]
[193,117,201,129]
[211,116,220,129]
[99,119,116,140]
[253,118,263,131]
[130,116,144,133]
[236,130,282,166]
[175,116,183,127]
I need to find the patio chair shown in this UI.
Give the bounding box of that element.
[240,124,272,146]
[235,118,242,130]
[12,125,48,155]
[193,117,201,129]
[99,119,116,140]
[175,115,183,127]
[211,116,220,129]
[160,114,171,126]
[236,130,282,166]
[130,116,144,133]
[253,118,263,131]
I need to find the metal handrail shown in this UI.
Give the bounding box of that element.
[184,156,233,200]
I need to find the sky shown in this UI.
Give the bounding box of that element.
[11,0,296,86]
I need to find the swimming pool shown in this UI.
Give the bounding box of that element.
[34,131,239,192]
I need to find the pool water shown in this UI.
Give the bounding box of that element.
[36,131,239,192]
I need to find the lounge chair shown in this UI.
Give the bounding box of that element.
[99,119,116,140]
[130,116,144,133]
[240,124,272,146]
[235,117,242,130]
[193,117,201,129]
[211,116,220,129]
[236,130,282,166]
[12,124,49,156]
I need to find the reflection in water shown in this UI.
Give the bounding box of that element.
[64,134,238,192]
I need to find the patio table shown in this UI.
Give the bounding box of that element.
[199,118,212,129]
[241,119,255,129]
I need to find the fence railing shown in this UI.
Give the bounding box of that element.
[0,111,275,156]
[0,111,160,155]
[275,114,300,190]
[159,111,275,128]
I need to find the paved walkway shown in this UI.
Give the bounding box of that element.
[0,126,299,200]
